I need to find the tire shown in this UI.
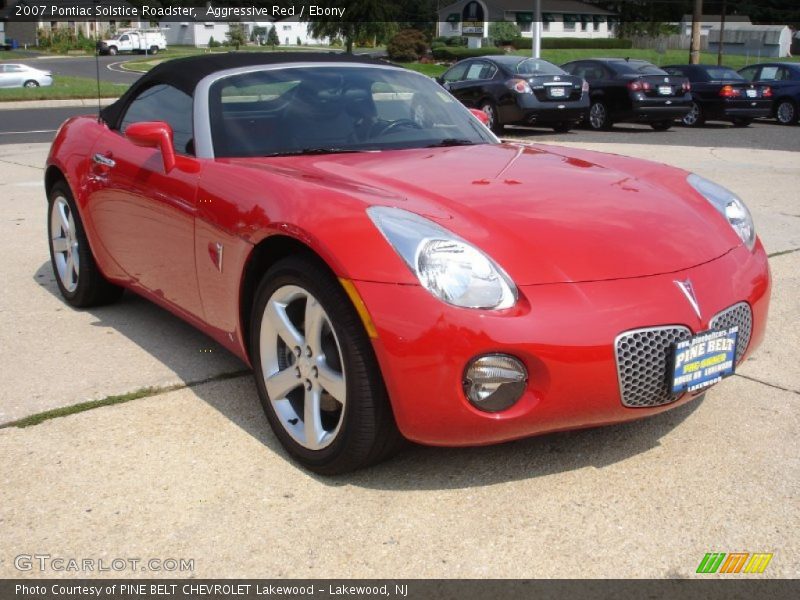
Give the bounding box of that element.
[149,46,159,55]
[588,101,612,130]
[731,118,752,127]
[47,180,124,308]
[682,102,705,127]
[650,120,673,131]
[23,80,39,88]
[775,99,798,125]
[108,46,118,56]
[249,255,402,475]
[478,99,504,134]
[552,121,573,133]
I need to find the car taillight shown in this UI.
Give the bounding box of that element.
[762,86,772,98]
[627,80,651,92]
[581,80,589,93]
[507,78,532,94]
[719,85,742,98]
[682,81,691,92]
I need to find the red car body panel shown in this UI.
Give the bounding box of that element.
[46,115,771,445]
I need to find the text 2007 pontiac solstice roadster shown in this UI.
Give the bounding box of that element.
[46,54,770,473]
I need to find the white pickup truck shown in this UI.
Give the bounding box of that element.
[97,30,167,55]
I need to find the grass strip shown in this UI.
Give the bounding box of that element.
[0,369,250,430]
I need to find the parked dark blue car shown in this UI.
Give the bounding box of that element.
[738,62,800,125]
[437,56,589,134]
[662,64,772,127]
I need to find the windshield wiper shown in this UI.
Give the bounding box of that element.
[426,139,477,148]
[264,147,363,157]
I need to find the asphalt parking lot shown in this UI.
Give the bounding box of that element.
[0,139,797,578]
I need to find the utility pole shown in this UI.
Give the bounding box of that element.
[689,0,703,64]
[532,0,541,58]
[717,0,727,66]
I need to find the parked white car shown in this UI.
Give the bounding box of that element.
[0,63,53,88]
[97,29,167,55]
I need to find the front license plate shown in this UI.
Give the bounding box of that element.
[746,89,757,98]
[549,87,566,98]
[671,327,738,394]
[659,86,672,95]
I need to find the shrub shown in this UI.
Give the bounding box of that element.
[387,28,429,62]
[432,36,468,47]
[489,21,522,46]
[208,36,221,48]
[432,46,506,60]
[507,37,633,50]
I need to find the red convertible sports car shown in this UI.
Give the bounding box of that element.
[46,53,770,474]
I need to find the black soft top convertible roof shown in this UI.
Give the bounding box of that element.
[100,52,390,128]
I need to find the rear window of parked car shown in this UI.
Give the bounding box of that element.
[703,67,744,81]
[516,59,564,75]
[609,61,666,76]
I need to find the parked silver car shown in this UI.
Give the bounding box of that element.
[0,63,53,88]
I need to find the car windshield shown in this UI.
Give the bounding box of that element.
[703,67,743,80]
[515,59,564,75]
[209,66,495,158]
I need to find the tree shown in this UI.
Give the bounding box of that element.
[303,0,398,53]
[387,28,428,62]
[267,25,280,48]
[226,23,248,49]
[489,21,522,45]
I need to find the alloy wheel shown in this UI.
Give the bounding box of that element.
[49,195,79,293]
[683,102,701,126]
[776,101,796,125]
[481,103,495,130]
[589,102,606,129]
[259,285,346,451]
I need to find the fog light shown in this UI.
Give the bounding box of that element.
[463,354,528,412]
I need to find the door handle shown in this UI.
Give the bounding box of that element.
[92,153,116,168]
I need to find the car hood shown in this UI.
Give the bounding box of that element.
[229,143,740,285]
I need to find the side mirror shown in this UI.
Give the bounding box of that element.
[469,108,490,127]
[125,121,176,173]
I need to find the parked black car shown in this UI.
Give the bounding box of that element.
[437,56,589,134]
[662,64,772,127]
[738,62,800,125]
[561,58,692,131]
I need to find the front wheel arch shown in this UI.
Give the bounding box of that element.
[240,235,343,364]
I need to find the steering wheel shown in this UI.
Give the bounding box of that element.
[374,118,424,137]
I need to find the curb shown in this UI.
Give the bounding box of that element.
[0,97,119,110]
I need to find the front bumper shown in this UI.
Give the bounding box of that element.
[355,242,770,446]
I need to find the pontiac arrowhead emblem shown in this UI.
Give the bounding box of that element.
[675,279,701,319]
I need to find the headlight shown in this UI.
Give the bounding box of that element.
[367,206,517,309]
[687,173,755,250]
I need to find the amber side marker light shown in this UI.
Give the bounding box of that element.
[339,278,379,339]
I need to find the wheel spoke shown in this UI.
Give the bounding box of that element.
[65,254,77,287]
[317,364,346,404]
[265,300,304,348]
[303,387,324,450]
[264,367,301,401]
[52,237,68,253]
[71,246,80,273]
[57,201,70,235]
[304,298,326,356]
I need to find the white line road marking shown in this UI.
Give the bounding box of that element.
[0,130,58,135]
[107,60,140,75]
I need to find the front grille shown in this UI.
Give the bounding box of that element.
[709,302,752,364]
[615,326,692,408]
[614,303,753,408]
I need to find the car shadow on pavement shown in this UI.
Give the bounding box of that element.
[33,261,704,489]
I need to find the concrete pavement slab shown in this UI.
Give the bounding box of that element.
[0,374,796,578]
[0,144,245,424]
